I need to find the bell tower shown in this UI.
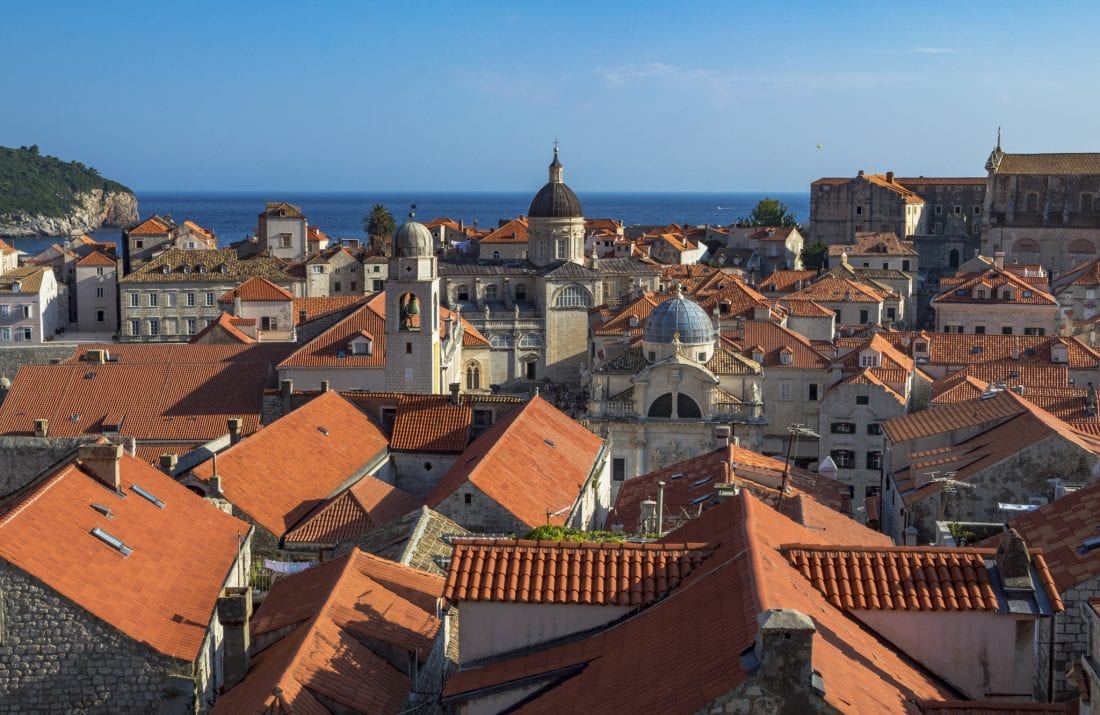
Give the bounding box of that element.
[385,206,441,393]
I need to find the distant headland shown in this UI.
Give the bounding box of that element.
[0,145,138,237]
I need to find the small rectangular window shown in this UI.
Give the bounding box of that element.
[867,423,882,435]
[406,342,412,354]
[130,319,140,336]
[612,458,626,482]
[129,292,139,307]
[205,292,215,306]
[186,292,196,307]
[856,395,870,405]
[148,292,158,307]
[96,287,104,298]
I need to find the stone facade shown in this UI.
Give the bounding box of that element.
[0,268,61,344]
[809,171,927,245]
[1037,574,1100,701]
[74,257,118,333]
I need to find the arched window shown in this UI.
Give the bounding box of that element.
[518,333,543,348]
[398,293,421,331]
[646,393,702,418]
[456,284,470,301]
[553,284,592,308]
[485,284,498,301]
[1015,239,1040,254]
[1069,239,1096,254]
[466,362,481,390]
[489,334,513,348]
[515,284,527,301]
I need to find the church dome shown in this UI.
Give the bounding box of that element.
[393,210,433,258]
[528,148,583,218]
[643,291,714,345]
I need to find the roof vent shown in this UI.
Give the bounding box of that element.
[668,473,684,480]
[84,372,96,379]
[1081,536,1100,554]
[317,426,330,436]
[90,526,133,556]
[131,484,165,508]
[91,503,112,518]
[692,476,713,487]
[544,439,556,447]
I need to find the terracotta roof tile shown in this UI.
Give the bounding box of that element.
[997,153,1100,175]
[444,539,713,606]
[479,217,528,244]
[863,173,926,204]
[877,331,1100,369]
[0,344,288,441]
[609,444,857,533]
[75,250,117,267]
[389,395,471,453]
[119,249,296,284]
[0,451,249,661]
[218,276,295,302]
[989,478,1100,592]
[283,475,420,545]
[0,265,49,293]
[189,311,256,344]
[443,491,956,712]
[780,545,1064,611]
[192,391,390,537]
[789,275,886,303]
[215,548,443,714]
[292,295,370,325]
[425,396,604,529]
[128,216,172,236]
[932,268,1058,305]
[829,232,918,257]
[722,320,832,369]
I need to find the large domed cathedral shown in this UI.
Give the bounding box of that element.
[437,148,661,390]
[587,287,768,494]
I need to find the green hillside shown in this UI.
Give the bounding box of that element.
[0,145,133,217]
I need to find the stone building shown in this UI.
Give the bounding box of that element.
[722,225,805,277]
[0,443,252,713]
[881,389,1100,544]
[932,252,1061,335]
[216,277,296,342]
[477,217,529,260]
[1053,256,1100,336]
[808,171,928,244]
[118,248,299,342]
[980,140,1100,276]
[122,215,218,273]
[256,201,310,262]
[826,231,918,321]
[585,289,766,492]
[73,250,118,333]
[425,395,611,534]
[897,176,985,273]
[0,266,61,343]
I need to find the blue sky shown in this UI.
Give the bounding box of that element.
[1,1,1097,192]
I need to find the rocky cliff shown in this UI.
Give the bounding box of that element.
[0,189,139,237]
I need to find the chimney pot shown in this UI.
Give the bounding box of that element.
[753,608,818,702]
[34,418,48,438]
[994,251,1005,271]
[320,380,331,393]
[217,587,253,687]
[227,417,243,444]
[449,382,461,405]
[78,442,123,492]
[159,453,179,474]
[121,436,136,457]
[656,481,666,535]
[996,527,1033,589]
[886,171,894,183]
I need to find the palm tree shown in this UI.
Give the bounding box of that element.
[361,204,396,251]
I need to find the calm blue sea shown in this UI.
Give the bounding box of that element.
[8,191,809,255]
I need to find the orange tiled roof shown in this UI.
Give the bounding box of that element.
[864,173,925,204]
[722,320,832,369]
[389,394,472,453]
[781,545,1062,612]
[1053,256,1100,292]
[877,331,1100,369]
[75,250,117,267]
[829,232,918,257]
[218,276,295,302]
[128,216,172,235]
[0,450,249,661]
[443,490,957,712]
[480,217,528,244]
[0,345,289,441]
[759,269,819,294]
[609,444,857,532]
[992,479,1100,591]
[426,396,604,529]
[790,275,886,303]
[189,311,257,344]
[292,295,370,325]
[932,267,1058,305]
[283,474,420,545]
[306,226,329,243]
[215,548,444,714]
[444,539,713,606]
[191,390,390,537]
[779,298,834,318]
[997,153,1100,175]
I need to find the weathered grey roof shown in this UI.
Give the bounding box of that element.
[643,294,715,345]
[528,182,584,218]
[119,249,296,284]
[594,346,647,374]
[336,506,468,576]
[853,268,911,280]
[997,153,1100,176]
[596,257,662,275]
[439,258,536,276]
[536,261,601,279]
[393,218,434,258]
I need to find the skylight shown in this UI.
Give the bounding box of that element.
[668,473,684,480]
[91,527,133,556]
[692,477,713,487]
[90,503,112,518]
[544,439,556,447]
[691,495,710,505]
[1081,536,1100,554]
[131,484,165,508]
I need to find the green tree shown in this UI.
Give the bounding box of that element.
[737,197,799,228]
[361,204,396,250]
[800,240,829,270]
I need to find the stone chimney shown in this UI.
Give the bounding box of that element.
[280,378,294,413]
[233,294,242,317]
[994,251,1005,271]
[996,527,1033,591]
[217,587,252,688]
[638,498,657,533]
[714,425,731,449]
[449,382,461,405]
[320,380,331,393]
[227,417,243,445]
[79,443,123,492]
[886,171,894,183]
[656,481,666,534]
[34,418,48,437]
[159,453,178,475]
[121,436,136,457]
[751,608,820,709]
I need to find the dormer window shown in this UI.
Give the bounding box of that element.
[859,351,881,368]
[349,333,373,356]
[752,350,764,363]
[198,265,207,274]
[779,349,793,365]
[182,265,191,274]
[219,264,228,273]
[628,316,640,328]
[160,264,170,274]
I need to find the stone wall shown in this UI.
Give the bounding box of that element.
[0,560,188,713]
[434,484,529,535]
[1037,574,1100,702]
[0,436,88,498]
[0,343,77,382]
